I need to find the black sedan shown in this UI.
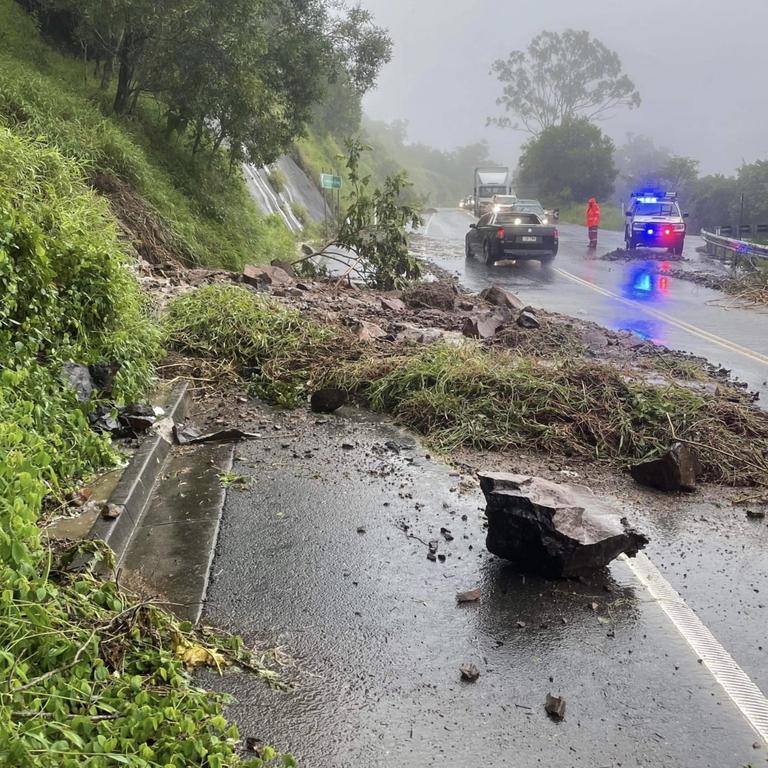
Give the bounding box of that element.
[465,211,558,266]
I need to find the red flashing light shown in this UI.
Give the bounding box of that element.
[663,228,672,237]
[496,227,505,239]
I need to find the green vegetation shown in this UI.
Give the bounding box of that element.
[329,139,422,289]
[0,125,290,767]
[164,285,344,407]
[517,118,618,205]
[0,0,295,269]
[558,202,625,232]
[490,29,640,136]
[165,286,768,487]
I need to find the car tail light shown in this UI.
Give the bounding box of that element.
[663,227,672,237]
[554,228,559,238]
[496,227,505,239]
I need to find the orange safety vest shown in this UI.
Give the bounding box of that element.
[586,199,601,228]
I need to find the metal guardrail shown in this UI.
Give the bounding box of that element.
[700,229,768,264]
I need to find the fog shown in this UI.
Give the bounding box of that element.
[362,0,768,175]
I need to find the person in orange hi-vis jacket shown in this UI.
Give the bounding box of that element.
[586,198,601,249]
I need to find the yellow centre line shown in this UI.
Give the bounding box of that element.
[554,267,768,367]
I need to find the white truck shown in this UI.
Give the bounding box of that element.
[473,167,514,217]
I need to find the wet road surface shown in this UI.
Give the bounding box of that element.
[420,208,768,402]
[199,211,768,765]
[201,409,766,767]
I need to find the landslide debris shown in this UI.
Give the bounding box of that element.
[161,271,768,487]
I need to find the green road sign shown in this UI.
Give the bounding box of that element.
[321,173,342,190]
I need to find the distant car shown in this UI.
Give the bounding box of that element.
[459,194,475,210]
[491,194,518,211]
[508,199,559,224]
[625,191,688,255]
[465,211,558,266]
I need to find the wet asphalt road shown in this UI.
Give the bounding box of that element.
[201,414,766,767]
[200,211,768,766]
[421,209,768,402]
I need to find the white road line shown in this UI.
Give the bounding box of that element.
[623,553,768,743]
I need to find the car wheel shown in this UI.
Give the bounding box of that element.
[483,242,495,266]
[541,254,555,266]
[674,241,684,256]
[627,236,637,251]
[465,239,472,259]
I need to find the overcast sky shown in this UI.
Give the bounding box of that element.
[362,0,768,175]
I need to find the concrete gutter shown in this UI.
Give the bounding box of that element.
[80,381,190,571]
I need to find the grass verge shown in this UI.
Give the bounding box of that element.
[0,124,287,765]
[165,285,768,486]
[558,202,624,232]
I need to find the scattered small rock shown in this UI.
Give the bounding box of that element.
[380,296,406,312]
[440,527,454,542]
[460,663,480,682]
[630,442,699,492]
[545,694,566,720]
[101,503,124,520]
[310,388,347,414]
[456,588,481,603]
[746,509,766,519]
[516,307,540,329]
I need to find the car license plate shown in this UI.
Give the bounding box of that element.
[521,236,538,243]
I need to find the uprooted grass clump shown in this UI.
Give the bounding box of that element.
[165,285,768,487]
[164,284,357,407]
[326,344,768,486]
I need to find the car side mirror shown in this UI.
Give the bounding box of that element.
[469,223,477,229]
[683,212,690,218]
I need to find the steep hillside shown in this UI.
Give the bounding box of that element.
[0,0,295,269]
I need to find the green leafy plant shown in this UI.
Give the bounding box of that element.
[330,138,423,290]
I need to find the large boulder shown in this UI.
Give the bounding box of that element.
[479,472,648,577]
[630,442,699,492]
[462,313,505,340]
[479,285,525,312]
[242,264,294,289]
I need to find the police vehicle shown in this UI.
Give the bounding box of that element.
[624,191,689,255]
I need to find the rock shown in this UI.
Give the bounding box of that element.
[396,326,464,345]
[440,527,454,541]
[462,313,505,340]
[101,503,124,520]
[456,588,481,603]
[746,509,766,519]
[458,300,475,311]
[545,694,566,720]
[480,284,525,312]
[88,361,121,396]
[479,472,649,577]
[310,388,346,413]
[242,264,294,289]
[460,663,480,682]
[270,258,296,276]
[350,320,388,342]
[629,442,699,492]
[516,307,540,329]
[427,540,439,562]
[381,296,407,312]
[119,403,156,433]
[62,363,94,402]
[401,282,456,311]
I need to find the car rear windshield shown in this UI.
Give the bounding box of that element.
[495,213,541,225]
[511,204,545,215]
[633,203,679,216]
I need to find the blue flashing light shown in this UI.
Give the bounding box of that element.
[634,273,653,293]
[646,228,654,235]
[637,196,658,204]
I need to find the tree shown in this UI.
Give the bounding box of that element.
[516,118,617,203]
[330,139,422,290]
[491,29,640,135]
